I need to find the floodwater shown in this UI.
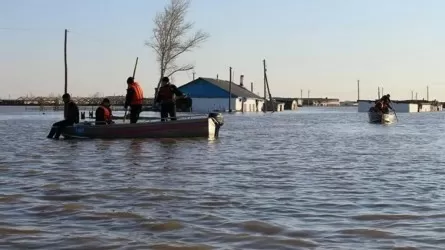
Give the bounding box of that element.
[1,106,445,250]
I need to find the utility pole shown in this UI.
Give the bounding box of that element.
[357,80,360,101]
[263,61,267,112]
[427,86,429,101]
[64,29,68,94]
[192,72,195,80]
[228,67,232,112]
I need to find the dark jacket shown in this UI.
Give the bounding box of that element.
[64,101,79,124]
[124,87,135,109]
[155,84,184,104]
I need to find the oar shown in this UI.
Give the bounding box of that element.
[123,57,139,123]
[390,101,399,122]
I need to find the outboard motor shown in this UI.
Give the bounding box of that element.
[208,112,224,126]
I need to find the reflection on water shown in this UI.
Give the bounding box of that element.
[0,107,445,249]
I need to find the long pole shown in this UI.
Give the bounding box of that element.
[411,90,413,100]
[229,67,232,112]
[123,57,139,123]
[64,29,68,94]
[132,57,138,78]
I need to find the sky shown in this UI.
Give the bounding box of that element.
[1,0,445,101]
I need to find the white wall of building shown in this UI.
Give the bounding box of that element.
[190,98,264,112]
[358,100,442,113]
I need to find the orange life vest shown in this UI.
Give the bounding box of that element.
[98,105,112,122]
[157,84,174,102]
[129,82,144,105]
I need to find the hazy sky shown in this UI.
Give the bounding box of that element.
[1,0,445,101]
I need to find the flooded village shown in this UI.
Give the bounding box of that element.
[3,0,445,249]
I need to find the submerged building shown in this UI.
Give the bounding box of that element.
[177,77,265,113]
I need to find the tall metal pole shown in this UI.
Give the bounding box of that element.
[64,29,68,94]
[229,67,232,112]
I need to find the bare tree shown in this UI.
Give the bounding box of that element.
[145,0,209,95]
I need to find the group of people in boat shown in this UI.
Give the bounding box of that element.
[369,94,393,114]
[47,76,186,139]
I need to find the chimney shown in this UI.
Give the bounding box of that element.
[251,82,253,92]
[240,75,244,87]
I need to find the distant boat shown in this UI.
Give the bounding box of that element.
[56,113,224,139]
[368,108,396,124]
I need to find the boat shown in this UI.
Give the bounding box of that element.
[368,108,396,124]
[56,112,224,139]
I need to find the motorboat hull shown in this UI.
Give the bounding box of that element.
[57,113,224,139]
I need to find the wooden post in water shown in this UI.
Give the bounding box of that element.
[64,29,68,94]
[228,67,232,112]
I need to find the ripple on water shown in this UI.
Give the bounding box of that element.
[1,109,445,249]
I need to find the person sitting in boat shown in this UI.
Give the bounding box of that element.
[95,98,114,125]
[155,76,186,122]
[47,93,79,139]
[124,77,144,124]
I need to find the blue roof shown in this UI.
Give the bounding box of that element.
[179,77,262,99]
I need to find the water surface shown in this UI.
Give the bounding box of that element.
[1,106,444,249]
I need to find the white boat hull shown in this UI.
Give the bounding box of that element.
[368,111,396,124]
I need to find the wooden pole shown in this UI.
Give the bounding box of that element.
[228,67,232,112]
[124,57,139,123]
[132,57,138,78]
[64,29,68,94]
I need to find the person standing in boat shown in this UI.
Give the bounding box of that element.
[95,98,114,125]
[155,76,185,122]
[124,77,144,123]
[47,93,79,139]
[381,94,393,114]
